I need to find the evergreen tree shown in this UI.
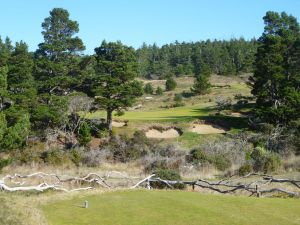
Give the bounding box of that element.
[144,83,154,94]
[7,41,36,109]
[0,37,13,67]
[156,86,163,95]
[77,121,91,146]
[0,112,6,143]
[34,8,85,94]
[191,44,211,95]
[250,11,300,124]
[165,78,177,91]
[33,8,85,131]
[1,113,30,150]
[93,41,143,134]
[0,66,8,110]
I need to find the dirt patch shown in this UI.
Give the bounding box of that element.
[145,126,182,139]
[191,122,226,134]
[112,120,127,127]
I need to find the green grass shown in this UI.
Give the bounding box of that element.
[43,190,300,225]
[87,103,214,122]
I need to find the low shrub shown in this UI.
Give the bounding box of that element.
[238,163,253,176]
[70,149,83,166]
[144,158,183,173]
[41,149,71,165]
[82,149,111,167]
[188,148,210,165]
[249,147,281,173]
[187,148,231,171]
[151,169,185,189]
[0,158,12,172]
[14,148,43,164]
[263,153,281,173]
[210,155,231,171]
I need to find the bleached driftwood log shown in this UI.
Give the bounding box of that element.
[0,172,110,192]
[132,173,300,197]
[1,172,299,197]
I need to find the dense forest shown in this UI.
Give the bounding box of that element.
[137,38,257,79]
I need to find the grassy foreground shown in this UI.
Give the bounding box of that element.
[43,190,300,225]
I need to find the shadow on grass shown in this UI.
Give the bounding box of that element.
[232,102,256,112]
[159,105,249,131]
[198,115,249,130]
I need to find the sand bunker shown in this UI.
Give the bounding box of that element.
[230,112,244,117]
[145,128,181,139]
[112,121,127,127]
[191,123,226,134]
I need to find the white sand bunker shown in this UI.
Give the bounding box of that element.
[191,123,226,134]
[112,121,127,127]
[230,112,245,117]
[145,128,181,139]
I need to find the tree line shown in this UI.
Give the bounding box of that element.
[0,8,299,153]
[137,38,257,79]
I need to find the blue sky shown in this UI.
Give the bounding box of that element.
[0,0,299,53]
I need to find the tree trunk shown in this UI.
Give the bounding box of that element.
[107,109,113,135]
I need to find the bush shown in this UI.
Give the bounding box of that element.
[77,122,91,146]
[188,148,231,171]
[144,83,154,94]
[155,86,163,95]
[82,149,111,167]
[263,153,281,173]
[0,158,12,172]
[210,155,231,171]
[104,133,151,163]
[215,96,232,111]
[14,148,43,164]
[250,147,267,172]
[188,148,210,165]
[250,147,281,173]
[173,93,184,107]
[165,78,177,91]
[144,158,183,173]
[238,163,253,176]
[70,149,82,166]
[152,169,185,189]
[41,149,71,165]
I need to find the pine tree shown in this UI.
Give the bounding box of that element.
[0,66,8,110]
[156,86,163,95]
[250,11,300,124]
[93,41,143,134]
[191,49,211,95]
[144,83,154,94]
[165,78,177,91]
[34,8,85,94]
[7,41,36,109]
[77,121,91,146]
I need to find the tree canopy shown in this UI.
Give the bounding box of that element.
[250,11,300,125]
[92,41,143,133]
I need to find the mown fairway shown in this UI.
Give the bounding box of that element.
[87,103,214,121]
[43,190,300,225]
